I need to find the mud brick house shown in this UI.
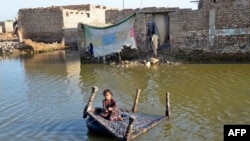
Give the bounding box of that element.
[18,4,116,47]
[18,0,250,58]
[170,0,250,54]
[105,0,250,55]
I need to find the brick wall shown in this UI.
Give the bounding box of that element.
[169,9,208,51]
[169,0,250,54]
[215,4,250,29]
[105,9,135,24]
[213,2,250,53]
[18,7,64,43]
[18,1,250,55]
[18,4,115,46]
[62,4,91,10]
[105,7,178,53]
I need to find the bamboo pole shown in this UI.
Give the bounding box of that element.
[83,86,99,118]
[124,116,136,141]
[132,89,141,112]
[165,92,170,119]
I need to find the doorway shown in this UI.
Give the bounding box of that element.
[146,13,170,50]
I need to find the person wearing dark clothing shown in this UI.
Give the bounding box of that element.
[89,43,94,56]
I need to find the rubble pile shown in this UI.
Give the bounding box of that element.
[0,41,21,54]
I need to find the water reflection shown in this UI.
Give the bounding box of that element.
[0,51,249,141]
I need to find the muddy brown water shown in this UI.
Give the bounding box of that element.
[0,50,249,141]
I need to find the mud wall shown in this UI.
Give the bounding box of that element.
[105,0,250,56]
[18,7,64,43]
[169,9,208,52]
[105,7,176,53]
[169,0,250,54]
[18,4,115,46]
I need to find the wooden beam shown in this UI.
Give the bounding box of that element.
[132,89,141,112]
[165,92,170,119]
[83,86,99,118]
[124,116,136,141]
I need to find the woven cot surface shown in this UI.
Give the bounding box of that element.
[86,107,166,139]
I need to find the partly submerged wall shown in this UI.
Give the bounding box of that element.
[18,4,115,47]
[106,0,250,55]
[18,1,250,62]
[18,7,64,43]
[105,7,176,54]
[169,0,250,55]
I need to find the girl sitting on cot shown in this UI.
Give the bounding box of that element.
[100,89,123,121]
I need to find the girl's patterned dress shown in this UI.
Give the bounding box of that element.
[100,98,120,121]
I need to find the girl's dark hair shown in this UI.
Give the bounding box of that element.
[103,89,113,96]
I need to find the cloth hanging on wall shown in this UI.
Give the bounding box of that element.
[79,13,137,57]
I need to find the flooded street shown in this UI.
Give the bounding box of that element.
[0,50,249,141]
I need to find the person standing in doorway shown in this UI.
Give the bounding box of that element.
[151,33,159,57]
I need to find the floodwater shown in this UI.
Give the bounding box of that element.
[0,50,249,141]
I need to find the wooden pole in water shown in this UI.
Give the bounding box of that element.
[83,86,99,118]
[124,116,136,141]
[165,92,170,119]
[132,89,141,112]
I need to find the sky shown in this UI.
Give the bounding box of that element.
[0,0,198,21]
